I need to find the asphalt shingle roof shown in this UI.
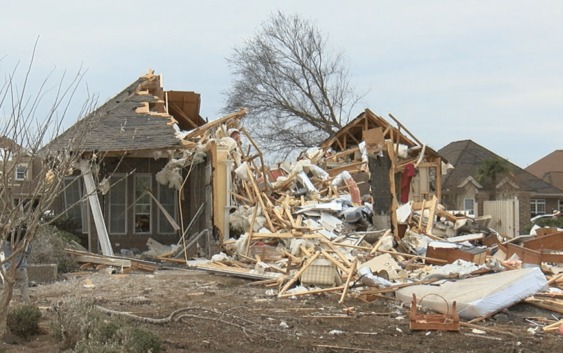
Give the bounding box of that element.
[43,74,182,154]
[439,140,563,196]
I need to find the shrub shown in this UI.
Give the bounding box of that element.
[51,299,162,353]
[523,217,563,234]
[121,326,163,353]
[7,304,42,339]
[28,226,78,274]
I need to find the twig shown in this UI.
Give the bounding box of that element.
[314,344,391,352]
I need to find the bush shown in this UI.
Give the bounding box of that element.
[28,226,78,274]
[523,217,563,234]
[51,299,162,353]
[121,327,163,353]
[7,304,42,339]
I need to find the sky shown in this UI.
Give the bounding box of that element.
[1,1,562,168]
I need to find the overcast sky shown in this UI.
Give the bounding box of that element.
[1,1,562,168]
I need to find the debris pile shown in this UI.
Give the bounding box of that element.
[66,108,563,334]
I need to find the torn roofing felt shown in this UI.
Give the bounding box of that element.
[42,71,202,155]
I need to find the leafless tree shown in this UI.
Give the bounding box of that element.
[0,49,95,339]
[223,11,363,161]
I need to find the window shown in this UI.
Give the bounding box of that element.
[63,177,86,232]
[15,166,27,181]
[531,199,546,215]
[134,175,152,233]
[109,175,127,234]
[559,200,563,213]
[463,198,475,215]
[158,184,177,234]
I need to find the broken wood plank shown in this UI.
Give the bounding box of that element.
[278,251,321,296]
[339,258,357,304]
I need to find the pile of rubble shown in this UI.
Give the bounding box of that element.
[67,109,563,333]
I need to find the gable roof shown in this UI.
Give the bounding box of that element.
[43,71,203,154]
[439,140,563,196]
[525,150,563,179]
[319,109,443,160]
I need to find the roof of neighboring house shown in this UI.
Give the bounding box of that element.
[439,140,563,196]
[43,71,204,154]
[525,150,563,179]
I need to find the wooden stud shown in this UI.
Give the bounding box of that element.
[339,258,358,304]
[278,251,321,296]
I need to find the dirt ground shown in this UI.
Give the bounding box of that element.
[3,268,563,353]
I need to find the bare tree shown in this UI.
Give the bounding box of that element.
[223,11,363,160]
[0,50,95,339]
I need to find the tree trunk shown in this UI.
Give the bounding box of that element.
[0,279,15,339]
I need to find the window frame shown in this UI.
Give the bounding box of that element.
[109,174,128,235]
[463,198,475,216]
[157,183,178,234]
[15,165,27,181]
[531,199,546,215]
[134,174,152,234]
[63,176,87,233]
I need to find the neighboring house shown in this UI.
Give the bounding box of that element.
[525,150,563,212]
[439,140,563,236]
[319,109,448,236]
[0,136,43,209]
[42,70,227,255]
[319,109,447,204]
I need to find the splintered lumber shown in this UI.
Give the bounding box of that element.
[195,263,284,281]
[321,250,352,275]
[543,319,563,332]
[359,278,438,296]
[339,258,358,304]
[369,229,392,254]
[525,297,563,315]
[74,255,131,268]
[184,108,247,140]
[374,249,448,264]
[322,241,352,267]
[325,161,366,177]
[278,251,321,296]
[245,162,275,231]
[251,232,323,239]
[278,285,345,298]
[244,205,259,256]
[65,249,158,272]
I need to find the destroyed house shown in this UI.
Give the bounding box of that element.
[43,70,228,255]
[0,136,43,209]
[319,109,447,239]
[439,139,563,236]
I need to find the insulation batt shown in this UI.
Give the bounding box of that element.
[234,161,251,181]
[155,167,182,190]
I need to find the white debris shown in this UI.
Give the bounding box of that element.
[329,330,345,335]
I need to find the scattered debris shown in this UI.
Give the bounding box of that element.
[62,107,563,337]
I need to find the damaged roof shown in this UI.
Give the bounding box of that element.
[439,139,563,196]
[43,71,204,154]
[320,109,444,160]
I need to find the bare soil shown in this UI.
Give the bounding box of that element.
[3,269,563,352]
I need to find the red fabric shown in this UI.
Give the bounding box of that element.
[401,163,416,203]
